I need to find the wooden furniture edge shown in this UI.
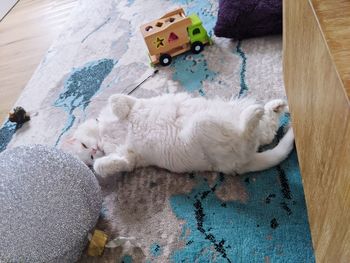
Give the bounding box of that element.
[283,0,350,262]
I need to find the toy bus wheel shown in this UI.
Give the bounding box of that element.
[159,54,172,66]
[191,42,204,54]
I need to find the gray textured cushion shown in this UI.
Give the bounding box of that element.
[0,145,102,263]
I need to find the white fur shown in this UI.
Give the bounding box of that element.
[65,93,294,177]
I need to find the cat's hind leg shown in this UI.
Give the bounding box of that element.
[93,150,136,177]
[258,99,288,145]
[109,94,136,120]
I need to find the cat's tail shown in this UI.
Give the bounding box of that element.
[109,94,136,120]
[238,128,295,174]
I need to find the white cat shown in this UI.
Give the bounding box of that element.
[64,93,294,177]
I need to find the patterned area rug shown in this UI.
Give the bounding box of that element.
[0,0,315,262]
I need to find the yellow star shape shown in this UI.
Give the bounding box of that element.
[155,37,165,48]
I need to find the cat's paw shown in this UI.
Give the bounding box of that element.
[109,94,135,120]
[93,154,133,177]
[264,99,287,113]
[93,157,115,177]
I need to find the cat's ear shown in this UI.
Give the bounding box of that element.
[58,136,77,152]
[65,136,77,145]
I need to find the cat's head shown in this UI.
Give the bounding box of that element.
[62,119,104,166]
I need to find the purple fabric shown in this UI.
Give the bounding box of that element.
[214,0,282,40]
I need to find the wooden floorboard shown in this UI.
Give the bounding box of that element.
[0,0,78,123]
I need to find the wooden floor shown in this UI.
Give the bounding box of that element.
[0,0,78,123]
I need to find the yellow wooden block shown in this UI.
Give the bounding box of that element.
[87,230,108,256]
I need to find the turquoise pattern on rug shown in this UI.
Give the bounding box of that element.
[170,152,314,262]
[172,54,217,94]
[235,40,248,98]
[0,121,18,152]
[54,58,115,145]
[150,243,163,258]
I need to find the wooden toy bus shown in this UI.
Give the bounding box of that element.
[140,8,212,66]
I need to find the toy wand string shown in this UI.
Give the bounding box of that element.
[124,69,159,95]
